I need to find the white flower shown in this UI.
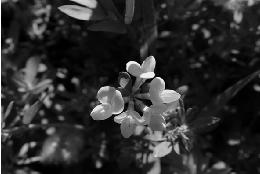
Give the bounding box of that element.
[149,77,181,105]
[114,110,145,138]
[90,86,124,120]
[143,104,167,131]
[126,56,156,79]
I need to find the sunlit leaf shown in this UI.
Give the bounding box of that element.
[153,141,172,158]
[148,158,161,174]
[32,79,52,94]
[23,101,42,124]
[173,142,180,155]
[58,5,105,21]
[4,101,14,120]
[70,0,97,9]
[24,57,40,85]
[88,20,127,33]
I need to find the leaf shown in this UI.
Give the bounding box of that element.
[173,142,180,155]
[193,70,260,133]
[148,158,161,174]
[13,73,27,89]
[4,101,14,120]
[88,20,127,34]
[32,79,52,94]
[23,101,42,124]
[139,0,157,58]
[153,142,172,158]
[124,0,135,24]
[58,5,105,21]
[98,0,121,20]
[70,0,97,9]
[24,57,40,85]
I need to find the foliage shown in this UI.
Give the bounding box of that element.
[2,0,260,174]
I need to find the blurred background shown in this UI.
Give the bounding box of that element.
[1,0,260,174]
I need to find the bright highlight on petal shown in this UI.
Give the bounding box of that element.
[140,72,155,79]
[150,77,165,92]
[97,86,116,104]
[126,61,142,77]
[160,90,181,103]
[126,56,156,79]
[141,56,156,73]
[149,77,181,105]
[111,90,124,114]
[90,103,113,120]
[114,112,127,124]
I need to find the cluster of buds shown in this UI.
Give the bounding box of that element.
[90,56,181,138]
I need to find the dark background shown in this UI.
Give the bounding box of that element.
[2,0,260,174]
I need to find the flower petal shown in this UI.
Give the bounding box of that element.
[149,77,166,104]
[149,115,166,131]
[126,61,142,77]
[97,86,116,104]
[114,112,127,124]
[120,116,136,138]
[141,56,156,73]
[90,103,113,120]
[143,109,151,125]
[160,90,181,103]
[140,72,155,79]
[150,104,167,115]
[150,77,165,92]
[111,90,124,114]
[129,110,145,124]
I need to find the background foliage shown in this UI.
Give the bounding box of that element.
[2,0,260,174]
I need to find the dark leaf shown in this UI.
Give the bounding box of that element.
[98,0,121,20]
[199,70,260,118]
[193,70,260,133]
[88,20,127,33]
[139,0,157,58]
[118,72,132,90]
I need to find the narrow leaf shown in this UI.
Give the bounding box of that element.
[23,101,42,124]
[32,79,52,94]
[173,142,180,155]
[193,70,260,133]
[124,0,135,24]
[58,5,105,21]
[88,20,127,34]
[199,70,260,118]
[98,0,121,20]
[4,101,14,121]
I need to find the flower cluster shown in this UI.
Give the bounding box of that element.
[90,56,181,138]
